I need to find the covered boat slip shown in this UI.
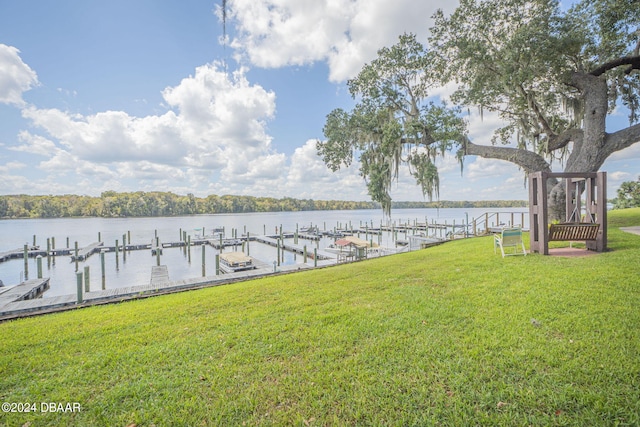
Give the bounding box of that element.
[219,252,255,273]
[330,236,378,263]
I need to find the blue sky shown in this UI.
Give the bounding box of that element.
[0,0,638,203]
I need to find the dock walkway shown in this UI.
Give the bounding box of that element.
[0,278,50,310]
[0,260,321,320]
[71,242,104,261]
[150,266,170,286]
[254,235,334,260]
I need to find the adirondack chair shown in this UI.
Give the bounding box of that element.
[494,227,527,257]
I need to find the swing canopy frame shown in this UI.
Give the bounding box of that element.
[529,171,607,255]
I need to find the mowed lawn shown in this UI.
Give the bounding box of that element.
[1,208,639,426]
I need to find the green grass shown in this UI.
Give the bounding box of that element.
[1,208,640,426]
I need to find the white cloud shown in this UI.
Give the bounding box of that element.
[10,131,58,156]
[14,63,282,194]
[0,160,26,173]
[466,156,522,180]
[226,0,458,82]
[609,171,631,181]
[285,139,367,199]
[0,44,38,106]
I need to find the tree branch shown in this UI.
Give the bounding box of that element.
[547,128,583,152]
[599,122,640,163]
[462,137,552,174]
[590,55,640,76]
[517,83,556,139]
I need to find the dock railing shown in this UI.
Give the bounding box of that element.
[470,211,529,236]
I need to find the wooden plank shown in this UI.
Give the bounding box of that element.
[150,266,170,286]
[71,242,103,261]
[0,279,50,308]
[549,223,600,241]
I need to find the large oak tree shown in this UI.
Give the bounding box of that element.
[317,0,640,217]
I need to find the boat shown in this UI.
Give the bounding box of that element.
[219,252,254,273]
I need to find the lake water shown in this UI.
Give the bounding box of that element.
[0,208,528,297]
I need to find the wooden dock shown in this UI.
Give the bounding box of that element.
[150,266,170,286]
[0,248,26,262]
[253,235,334,260]
[71,242,104,261]
[0,278,50,310]
[0,261,316,321]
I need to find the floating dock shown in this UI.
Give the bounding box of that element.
[71,242,104,261]
[253,235,334,260]
[150,266,170,286]
[0,278,50,310]
[0,261,308,321]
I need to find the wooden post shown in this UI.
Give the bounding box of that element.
[247,232,250,256]
[74,241,79,271]
[47,238,51,257]
[33,234,36,246]
[115,239,119,269]
[277,239,281,266]
[304,245,307,263]
[314,248,318,267]
[76,271,83,304]
[100,250,106,287]
[202,244,206,277]
[215,254,220,275]
[122,233,127,261]
[51,237,56,250]
[100,249,107,290]
[529,171,549,254]
[84,265,90,292]
[156,249,161,267]
[37,255,42,279]
[98,232,101,242]
[23,244,29,279]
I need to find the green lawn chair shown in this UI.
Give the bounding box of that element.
[494,227,527,257]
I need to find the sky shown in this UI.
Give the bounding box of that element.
[0,0,638,204]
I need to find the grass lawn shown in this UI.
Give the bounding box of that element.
[1,208,639,426]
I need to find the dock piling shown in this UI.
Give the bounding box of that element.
[23,244,28,279]
[100,250,106,286]
[84,266,90,292]
[76,271,83,304]
[202,244,206,277]
[37,255,42,279]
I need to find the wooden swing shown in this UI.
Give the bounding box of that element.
[529,172,607,255]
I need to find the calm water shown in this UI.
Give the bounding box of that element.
[0,208,527,297]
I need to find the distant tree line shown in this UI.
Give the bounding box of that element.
[612,177,640,209]
[0,191,527,219]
